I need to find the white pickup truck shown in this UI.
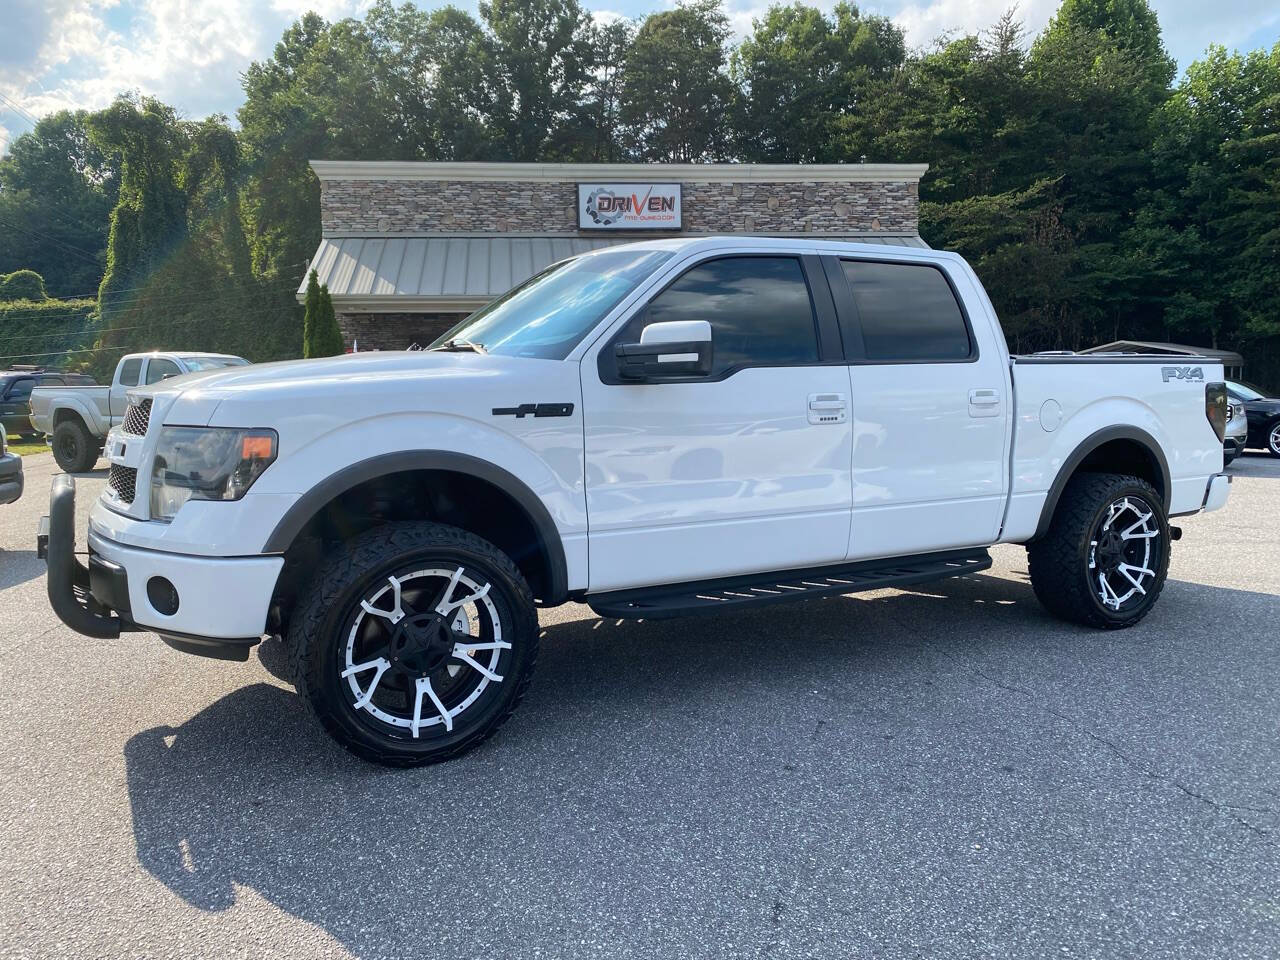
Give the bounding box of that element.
[30,351,248,473]
[41,237,1231,766]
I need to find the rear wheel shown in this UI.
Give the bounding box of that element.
[51,419,98,473]
[1028,473,1170,629]
[1267,419,1280,458]
[288,522,539,766]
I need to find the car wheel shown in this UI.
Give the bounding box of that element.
[288,521,539,767]
[51,420,98,473]
[1267,420,1280,458]
[1027,473,1170,630]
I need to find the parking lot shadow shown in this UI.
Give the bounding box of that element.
[123,569,1280,958]
[0,549,43,589]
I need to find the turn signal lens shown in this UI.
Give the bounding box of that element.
[241,434,275,459]
[1205,382,1227,442]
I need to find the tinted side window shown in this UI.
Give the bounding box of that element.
[118,358,143,386]
[840,260,972,362]
[39,375,65,386]
[6,378,34,399]
[145,358,181,384]
[637,257,819,375]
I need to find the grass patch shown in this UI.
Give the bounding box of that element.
[6,436,49,456]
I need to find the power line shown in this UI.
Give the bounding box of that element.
[0,276,307,321]
[0,92,40,129]
[45,259,312,301]
[0,215,104,265]
[0,308,308,362]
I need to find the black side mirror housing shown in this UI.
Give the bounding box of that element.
[614,340,713,381]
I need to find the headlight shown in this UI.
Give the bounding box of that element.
[150,426,277,520]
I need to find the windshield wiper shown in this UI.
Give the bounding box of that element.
[430,339,487,354]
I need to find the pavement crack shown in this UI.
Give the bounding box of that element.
[970,667,1275,841]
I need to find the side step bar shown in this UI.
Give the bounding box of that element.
[588,548,992,620]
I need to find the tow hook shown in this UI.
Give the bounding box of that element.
[1169,525,1183,541]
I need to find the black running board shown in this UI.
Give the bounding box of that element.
[588,548,992,620]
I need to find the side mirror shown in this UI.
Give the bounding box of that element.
[615,320,713,381]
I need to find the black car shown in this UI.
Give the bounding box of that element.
[1227,380,1280,457]
[0,431,22,505]
[0,370,96,439]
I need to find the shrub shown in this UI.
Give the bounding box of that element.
[0,269,49,302]
[0,298,99,367]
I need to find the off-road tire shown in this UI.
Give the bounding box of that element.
[1027,473,1170,629]
[287,521,539,767]
[51,419,98,473]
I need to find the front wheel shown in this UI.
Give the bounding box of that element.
[288,522,539,766]
[1267,419,1280,458]
[1027,474,1170,629]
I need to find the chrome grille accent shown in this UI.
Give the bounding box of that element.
[122,398,152,437]
[107,464,138,504]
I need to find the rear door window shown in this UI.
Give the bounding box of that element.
[840,260,973,362]
[117,358,143,386]
[145,358,182,383]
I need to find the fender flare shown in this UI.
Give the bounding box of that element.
[261,450,569,604]
[51,399,97,434]
[1031,425,1171,540]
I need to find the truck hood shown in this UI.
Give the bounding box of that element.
[139,351,573,427]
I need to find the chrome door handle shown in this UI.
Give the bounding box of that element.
[808,393,847,425]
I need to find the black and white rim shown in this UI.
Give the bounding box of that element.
[1088,496,1159,612]
[341,566,509,738]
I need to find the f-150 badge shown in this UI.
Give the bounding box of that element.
[492,403,575,418]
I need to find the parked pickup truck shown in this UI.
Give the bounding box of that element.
[30,351,248,472]
[41,237,1231,767]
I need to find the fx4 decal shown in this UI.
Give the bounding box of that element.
[1161,366,1204,383]
[492,402,575,419]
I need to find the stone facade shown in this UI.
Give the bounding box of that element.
[338,312,464,352]
[320,178,919,236]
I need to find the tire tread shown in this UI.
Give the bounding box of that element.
[286,522,539,767]
[1027,473,1169,630]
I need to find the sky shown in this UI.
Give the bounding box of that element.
[1,0,1278,155]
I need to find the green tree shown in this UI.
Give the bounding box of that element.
[85,95,301,372]
[304,283,344,357]
[0,110,119,296]
[302,269,321,352]
[479,0,595,159]
[0,269,49,302]
[731,2,905,163]
[620,0,734,161]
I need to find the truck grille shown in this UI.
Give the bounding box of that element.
[122,399,152,437]
[107,464,138,504]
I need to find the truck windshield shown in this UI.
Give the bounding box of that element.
[431,248,673,360]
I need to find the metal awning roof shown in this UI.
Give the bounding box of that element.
[298,234,929,311]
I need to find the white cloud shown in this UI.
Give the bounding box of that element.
[0,0,371,150]
[891,0,1060,49]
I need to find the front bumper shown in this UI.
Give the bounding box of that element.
[0,451,23,505]
[41,475,284,660]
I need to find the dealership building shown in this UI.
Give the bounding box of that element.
[298,160,930,351]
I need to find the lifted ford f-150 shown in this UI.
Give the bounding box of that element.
[41,237,1232,766]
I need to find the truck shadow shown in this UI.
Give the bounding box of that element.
[122,571,1280,957]
[0,549,44,589]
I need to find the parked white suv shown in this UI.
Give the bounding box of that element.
[42,237,1231,766]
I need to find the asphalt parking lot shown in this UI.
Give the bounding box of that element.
[1,452,1278,959]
